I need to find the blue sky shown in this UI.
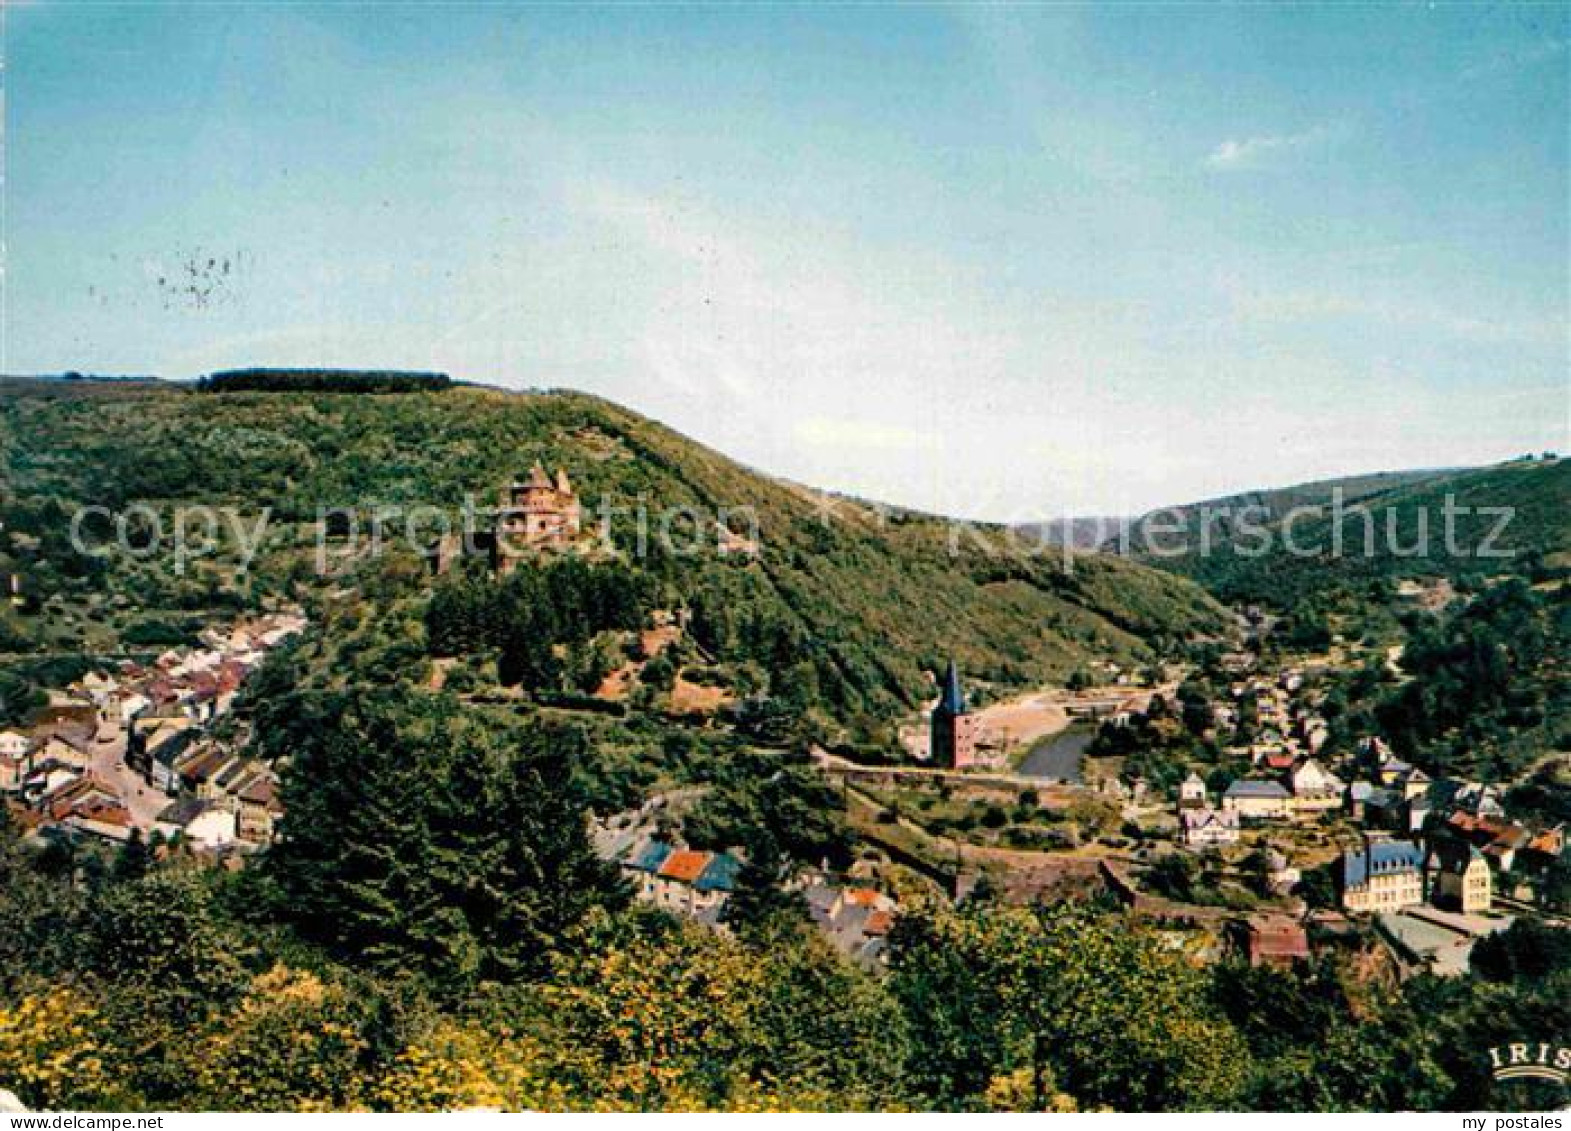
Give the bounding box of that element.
[7,3,1568,519]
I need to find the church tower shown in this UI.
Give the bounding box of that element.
[931,659,980,769]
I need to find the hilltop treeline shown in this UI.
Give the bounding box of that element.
[1139,458,1570,607]
[200,368,452,394]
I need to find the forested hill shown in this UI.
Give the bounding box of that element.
[1121,458,1569,606]
[0,378,1223,726]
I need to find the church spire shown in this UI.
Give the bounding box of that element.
[938,658,967,715]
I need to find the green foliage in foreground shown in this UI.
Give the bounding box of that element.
[4,806,1566,1113]
[261,692,627,993]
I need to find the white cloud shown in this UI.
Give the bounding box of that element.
[1205,122,1345,171]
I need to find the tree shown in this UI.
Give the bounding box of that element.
[889,902,1249,1110]
[1471,919,1571,983]
[267,692,626,992]
[111,829,152,883]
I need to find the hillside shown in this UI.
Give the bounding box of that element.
[1120,460,1569,606]
[0,378,1224,728]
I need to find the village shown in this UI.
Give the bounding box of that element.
[4,458,1564,986]
[0,611,305,857]
[575,625,1565,979]
[805,641,1564,976]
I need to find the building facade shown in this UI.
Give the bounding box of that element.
[1430,839,1492,914]
[1341,839,1426,913]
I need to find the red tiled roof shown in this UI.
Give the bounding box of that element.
[864,909,894,936]
[844,888,882,907]
[1246,917,1309,965]
[657,849,711,885]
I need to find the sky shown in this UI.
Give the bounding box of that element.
[6,3,1568,521]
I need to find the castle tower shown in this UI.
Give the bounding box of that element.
[931,659,980,769]
[493,464,583,573]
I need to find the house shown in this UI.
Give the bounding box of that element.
[154,797,236,849]
[1429,839,1492,914]
[1375,760,1432,802]
[1253,746,1297,774]
[1177,771,1208,810]
[1181,807,1240,848]
[22,764,81,804]
[624,839,744,926]
[1287,758,1344,813]
[621,837,674,901]
[38,776,133,843]
[0,731,33,793]
[36,722,93,771]
[110,690,152,725]
[176,744,242,796]
[127,708,193,777]
[142,723,200,793]
[1449,781,1506,819]
[1237,914,1310,968]
[0,730,32,761]
[804,883,898,970]
[235,772,283,844]
[1524,826,1565,870]
[1447,811,1530,873]
[1263,846,1301,894]
[1341,839,1426,914]
[79,671,119,705]
[1345,781,1375,822]
[1358,787,1411,832]
[1222,780,1291,820]
[652,847,742,924]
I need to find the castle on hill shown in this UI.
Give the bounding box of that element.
[493,463,582,572]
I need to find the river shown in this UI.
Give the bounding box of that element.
[1018,726,1092,782]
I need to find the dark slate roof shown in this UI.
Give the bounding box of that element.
[626,838,673,874]
[694,851,743,893]
[1341,840,1425,888]
[156,796,214,827]
[150,728,199,768]
[1224,780,1290,799]
[937,659,967,716]
[1432,837,1484,873]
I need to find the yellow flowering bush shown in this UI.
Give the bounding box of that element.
[187,965,371,1111]
[0,989,112,1110]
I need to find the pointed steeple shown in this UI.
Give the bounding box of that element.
[527,462,552,487]
[555,468,573,495]
[938,659,967,716]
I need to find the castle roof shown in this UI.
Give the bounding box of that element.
[937,659,967,716]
